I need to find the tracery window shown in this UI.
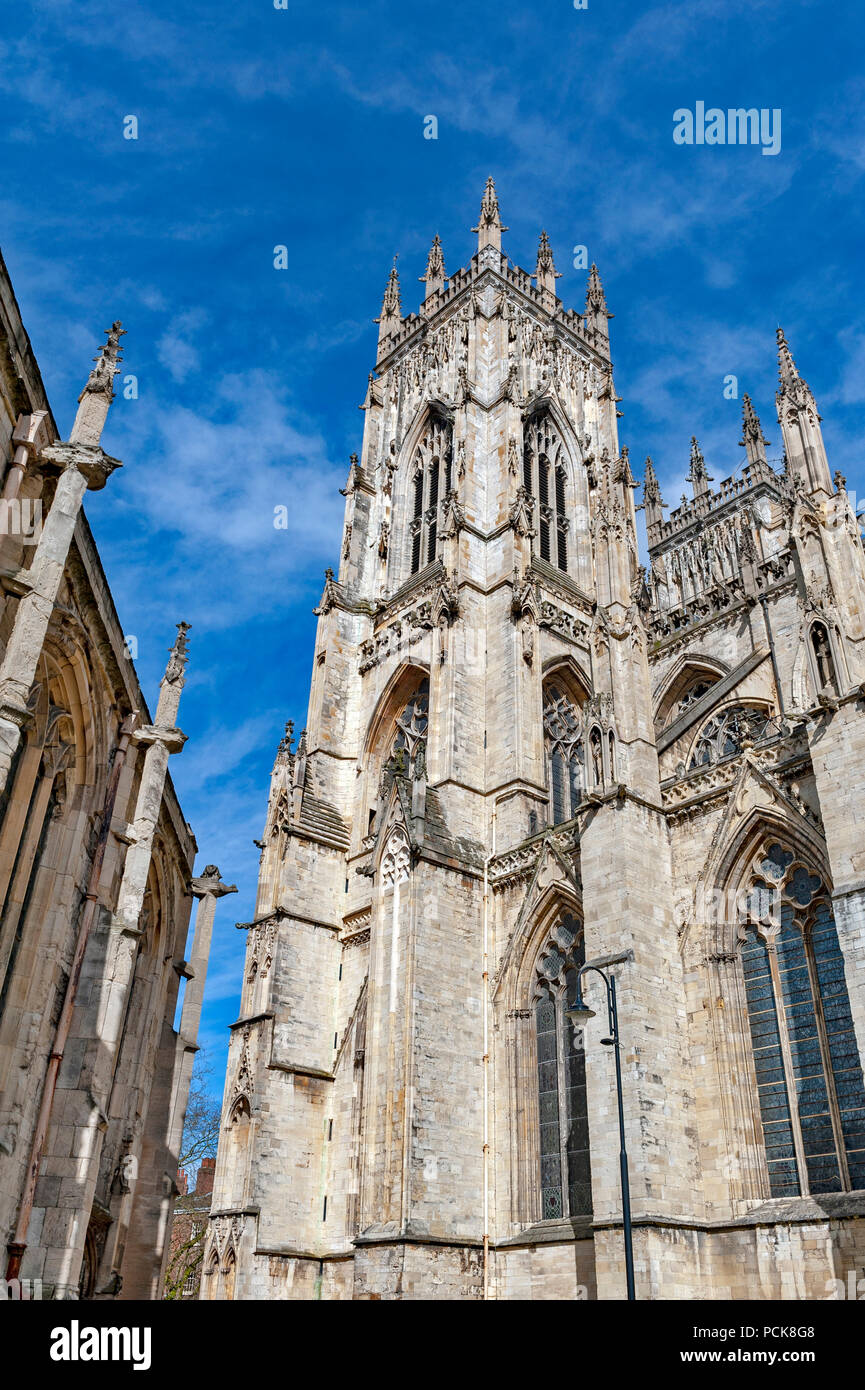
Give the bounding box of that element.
[740,842,865,1197]
[523,412,569,572]
[534,916,592,1221]
[391,679,429,774]
[689,704,781,769]
[410,415,453,574]
[543,685,583,823]
[674,678,715,719]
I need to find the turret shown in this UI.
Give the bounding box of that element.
[739,393,770,471]
[640,456,666,541]
[419,235,447,301]
[374,259,403,355]
[775,327,831,496]
[533,231,560,311]
[688,437,713,501]
[584,263,612,348]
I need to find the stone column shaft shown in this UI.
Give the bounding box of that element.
[0,444,120,791]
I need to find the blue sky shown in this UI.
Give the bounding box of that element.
[1,0,863,1099]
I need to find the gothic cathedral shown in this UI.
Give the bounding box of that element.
[205,181,865,1300]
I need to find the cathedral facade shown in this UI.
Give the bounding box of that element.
[206,182,865,1300]
[0,250,232,1299]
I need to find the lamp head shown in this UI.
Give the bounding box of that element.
[565,999,596,1028]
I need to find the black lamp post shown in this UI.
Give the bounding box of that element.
[566,952,636,1301]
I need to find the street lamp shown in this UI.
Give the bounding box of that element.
[566,950,635,1301]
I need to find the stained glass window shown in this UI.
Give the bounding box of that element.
[534,917,592,1221]
[543,685,583,824]
[740,843,865,1197]
[690,704,782,768]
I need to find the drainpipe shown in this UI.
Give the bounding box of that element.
[481,808,496,1301]
[5,712,137,1282]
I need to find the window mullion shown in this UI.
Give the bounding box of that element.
[767,939,810,1196]
[804,925,852,1191]
[555,987,570,1219]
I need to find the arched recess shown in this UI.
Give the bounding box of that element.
[652,653,729,728]
[699,811,865,1202]
[803,617,847,702]
[541,654,593,704]
[201,1247,220,1301]
[387,401,455,589]
[541,671,588,825]
[221,1095,253,1211]
[521,398,592,590]
[359,660,432,769]
[221,1248,237,1302]
[499,886,592,1227]
[357,661,430,844]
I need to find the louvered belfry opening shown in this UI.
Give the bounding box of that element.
[523,411,569,573]
[409,413,453,575]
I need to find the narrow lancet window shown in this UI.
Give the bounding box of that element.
[534,917,592,1221]
[409,415,452,575]
[523,412,570,575]
[543,684,584,823]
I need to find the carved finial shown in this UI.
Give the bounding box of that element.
[739,393,770,467]
[374,258,403,352]
[80,321,126,401]
[616,445,637,488]
[776,326,801,390]
[162,622,190,684]
[69,320,127,447]
[584,264,612,338]
[420,235,447,298]
[534,231,561,299]
[688,437,713,497]
[643,457,663,506]
[472,176,508,253]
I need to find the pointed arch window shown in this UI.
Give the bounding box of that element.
[673,677,715,719]
[534,916,592,1221]
[689,703,782,769]
[370,678,430,839]
[410,415,453,574]
[523,412,569,572]
[391,678,429,773]
[543,684,583,823]
[740,842,865,1197]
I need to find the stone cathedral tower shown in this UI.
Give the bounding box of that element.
[206,182,865,1301]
